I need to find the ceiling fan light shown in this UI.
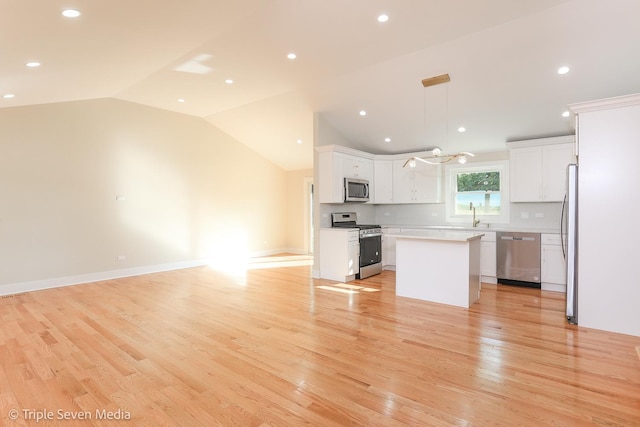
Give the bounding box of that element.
[432,147,442,156]
[457,155,468,164]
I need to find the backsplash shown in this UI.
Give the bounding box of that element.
[508,202,562,230]
[321,201,562,231]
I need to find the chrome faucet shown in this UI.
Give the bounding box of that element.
[470,202,480,227]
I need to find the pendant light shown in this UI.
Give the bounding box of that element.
[404,73,474,167]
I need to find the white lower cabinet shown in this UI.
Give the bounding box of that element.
[382,227,495,279]
[375,226,576,289]
[319,228,360,282]
[382,227,400,270]
[541,233,566,292]
[480,232,497,284]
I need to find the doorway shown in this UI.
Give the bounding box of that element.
[304,178,314,254]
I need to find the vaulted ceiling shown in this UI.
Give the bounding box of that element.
[3,0,640,170]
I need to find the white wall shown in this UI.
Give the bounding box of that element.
[0,98,289,293]
[573,94,640,337]
[286,169,313,253]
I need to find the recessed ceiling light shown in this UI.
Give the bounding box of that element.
[224,79,234,84]
[377,14,389,23]
[296,139,303,145]
[287,53,297,60]
[562,111,570,117]
[62,9,81,18]
[359,110,367,116]
[177,98,185,103]
[458,126,466,133]
[3,94,15,99]
[384,137,391,142]
[558,66,570,75]
[26,61,41,68]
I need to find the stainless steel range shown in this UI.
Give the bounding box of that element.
[331,212,382,279]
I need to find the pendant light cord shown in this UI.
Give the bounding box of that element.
[446,83,449,154]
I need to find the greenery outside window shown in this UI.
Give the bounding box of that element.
[455,171,500,215]
[445,161,509,224]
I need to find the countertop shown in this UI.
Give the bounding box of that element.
[380,224,560,234]
[387,230,485,242]
[319,224,560,234]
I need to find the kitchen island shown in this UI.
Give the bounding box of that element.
[387,230,484,308]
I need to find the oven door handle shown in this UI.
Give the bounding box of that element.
[360,232,382,238]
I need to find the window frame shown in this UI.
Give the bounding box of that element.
[444,160,510,225]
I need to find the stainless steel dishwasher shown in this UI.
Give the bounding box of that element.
[496,231,541,288]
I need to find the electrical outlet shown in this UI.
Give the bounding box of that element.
[535,212,544,218]
[116,195,126,201]
[520,212,529,219]
[117,255,126,261]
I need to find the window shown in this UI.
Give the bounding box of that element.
[445,161,509,224]
[455,171,501,215]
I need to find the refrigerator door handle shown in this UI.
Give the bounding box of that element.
[561,194,566,259]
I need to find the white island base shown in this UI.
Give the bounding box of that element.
[390,231,483,308]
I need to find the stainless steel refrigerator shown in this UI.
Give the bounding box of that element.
[562,164,578,324]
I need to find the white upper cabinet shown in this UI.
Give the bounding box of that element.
[509,136,576,202]
[392,160,443,203]
[343,154,373,181]
[317,146,374,204]
[373,160,394,204]
[542,143,575,201]
[510,146,543,201]
[316,145,443,204]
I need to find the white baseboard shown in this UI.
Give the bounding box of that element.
[1,249,317,297]
[542,282,566,293]
[0,259,208,297]
[249,247,309,258]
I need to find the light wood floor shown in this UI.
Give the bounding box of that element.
[1,265,639,426]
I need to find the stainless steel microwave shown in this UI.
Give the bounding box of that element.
[344,177,370,202]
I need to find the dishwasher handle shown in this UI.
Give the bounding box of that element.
[500,236,536,241]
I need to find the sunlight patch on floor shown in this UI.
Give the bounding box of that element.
[316,283,381,294]
[247,254,313,270]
